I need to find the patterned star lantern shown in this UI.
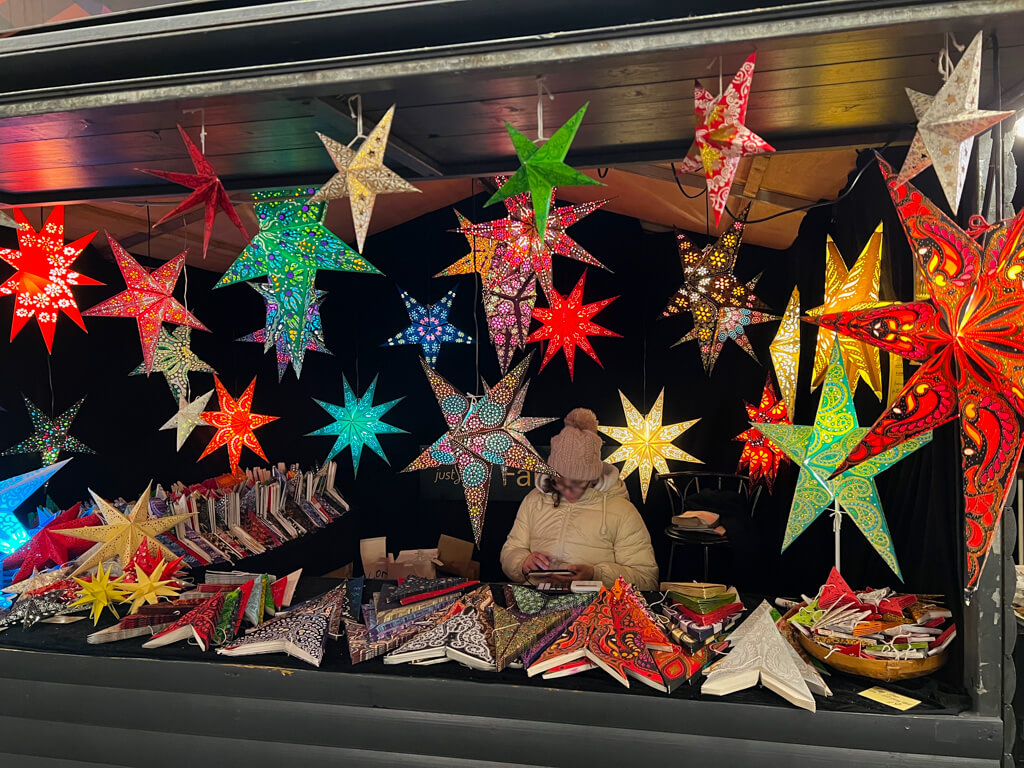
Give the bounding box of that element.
[676,52,775,225]
[434,211,504,283]
[200,376,278,474]
[83,233,207,372]
[734,377,791,493]
[160,390,213,451]
[808,156,1024,595]
[383,286,472,366]
[238,281,330,380]
[768,286,801,420]
[664,207,777,374]
[4,395,93,465]
[756,345,932,578]
[527,270,620,380]
[402,352,555,545]
[131,326,215,402]
[3,501,102,583]
[307,375,406,474]
[139,125,249,259]
[0,206,101,352]
[71,561,127,625]
[0,461,69,554]
[121,554,184,615]
[483,265,538,373]
[599,390,702,502]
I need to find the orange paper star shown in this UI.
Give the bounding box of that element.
[734,377,791,493]
[200,376,278,474]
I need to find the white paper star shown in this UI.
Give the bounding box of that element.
[160,390,214,451]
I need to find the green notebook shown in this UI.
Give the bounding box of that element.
[670,591,737,614]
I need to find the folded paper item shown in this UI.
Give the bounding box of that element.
[671,510,720,528]
[659,582,726,598]
[218,603,334,667]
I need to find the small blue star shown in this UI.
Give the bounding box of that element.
[383,286,473,365]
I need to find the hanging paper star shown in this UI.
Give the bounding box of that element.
[83,232,207,372]
[769,286,801,420]
[809,156,1024,595]
[598,389,702,502]
[121,555,183,614]
[60,484,196,575]
[896,31,1013,212]
[527,270,620,380]
[0,461,69,554]
[3,501,101,582]
[4,396,93,465]
[71,561,127,625]
[664,208,777,374]
[434,210,504,283]
[310,105,421,253]
[734,377,791,493]
[131,326,216,402]
[485,267,539,373]
[200,376,278,474]
[403,352,554,544]
[676,52,775,225]
[503,382,558,455]
[756,346,932,578]
[238,281,330,380]
[0,206,101,352]
[486,103,603,242]
[139,124,249,259]
[160,390,213,451]
[805,223,889,399]
[383,286,472,366]
[307,375,406,474]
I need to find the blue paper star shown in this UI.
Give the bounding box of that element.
[382,286,472,366]
[0,460,69,554]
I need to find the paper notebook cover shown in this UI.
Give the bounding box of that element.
[659,582,726,599]
[670,591,738,615]
[586,584,665,691]
[346,596,454,664]
[492,605,573,672]
[526,588,607,677]
[218,604,332,667]
[393,576,471,601]
[541,658,596,679]
[520,606,586,670]
[443,610,496,671]
[612,579,674,652]
[143,592,226,652]
[652,645,709,693]
[270,569,303,609]
[674,600,744,627]
[505,585,596,615]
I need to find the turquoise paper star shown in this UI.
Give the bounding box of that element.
[4,397,92,465]
[0,460,69,553]
[382,286,472,366]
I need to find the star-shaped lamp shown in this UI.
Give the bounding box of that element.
[238,282,330,380]
[307,375,406,474]
[310,105,421,253]
[734,377,790,493]
[139,125,249,259]
[484,264,538,373]
[403,352,555,545]
[896,31,1013,212]
[200,376,278,474]
[769,286,801,420]
[599,389,702,502]
[121,555,183,614]
[0,206,101,352]
[676,53,775,225]
[4,395,93,465]
[485,104,603,242]
[0,460,70,554]
[160,390,214,451]
[131,326,216,402]
[383,286,472,366]
[527,270,620,380]
[84,233,208,372]
[71,561,127,625]
[434,210,504,283]
[3,500,102,582]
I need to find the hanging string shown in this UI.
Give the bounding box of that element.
[937,32,965,82]
[181,212,191,402]
[182,108,207,154]
[707,55,723,97]
[669,163,708,200]
[470,177,482,394]
[346,95,367,148]
[536,76,554,143]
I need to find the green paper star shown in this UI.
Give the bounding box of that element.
[485,103,602,241]
[131,326,216,402]
[756,345,932,579]
[160,390,213,451]
[4,396,93,465]
[306,375,406,474]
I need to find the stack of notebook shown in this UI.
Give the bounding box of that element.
[662,584,744,655]
[384,586,497,670]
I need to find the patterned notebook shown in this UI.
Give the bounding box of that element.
[218,603,333,667]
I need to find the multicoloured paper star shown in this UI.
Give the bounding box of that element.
[755,345,932,578]
[896,31,1013,212]
[598,389,702,502]
[160,390,213,451]
[485,103,603,242]
[734,378,791,493]
[131,326,216,402]
[200,376,278,474]
[809,156,1024,595]
[383,286,472,366]
[403,352,555,544]
[0,207,101,352]
[0,461,69,554]
[307,375,406,474]
[84,232,207,372]
[3,501,102,583]
[4,396,93,465]
[676,52,775,225]
[238,281,330,380]
[139,124,249,259]
[121,555,183,615]
[483,265,538,373]
[310,105,421,253]
[664,208,777,374]
[527,270,620,379]
[769,286,801,420]
[71,561,127,625]
[434,210,504,283]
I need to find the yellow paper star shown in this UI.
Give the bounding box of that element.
[433,211,500,283]
[598,389,702,502]
[768,286,801,420]
[59,484,196,576]
[805,223,889,399]
[121,558,182,614]
[71,561,127,625]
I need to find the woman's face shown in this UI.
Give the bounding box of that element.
[554,477,591,503]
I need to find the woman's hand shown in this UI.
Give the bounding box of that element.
[521,551,551,576]
[551,563,595,583]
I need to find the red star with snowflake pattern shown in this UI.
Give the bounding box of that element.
[200,376,278,475]
[734,376,791,493]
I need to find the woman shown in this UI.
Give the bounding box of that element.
[500,408,659,590]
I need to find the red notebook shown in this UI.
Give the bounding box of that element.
[674,600,743,627]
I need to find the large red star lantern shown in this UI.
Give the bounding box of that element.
[734,377,791,493]
[200,375,278,474]
[0,207,101,352]
[84,233,208,372]
[2,503,102,583]
[527,270,620,380]
[810,156,1024,597]
[140,125,249,259]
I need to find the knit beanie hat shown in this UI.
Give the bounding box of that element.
[548,408,604,482]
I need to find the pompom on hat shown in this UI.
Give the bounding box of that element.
[548,407,604,482]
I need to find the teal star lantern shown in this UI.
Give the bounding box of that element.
[756,345,932,578]
[4,397,93,465]
[485,103,603,241]
[0,460,69,553]
[306,375,406,474]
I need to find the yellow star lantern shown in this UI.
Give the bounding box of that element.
[805,223,888,399]
[121,557,182,614]
[768,286,801,420]
[59,484,196,576]
[71,561,127,625]
[433,211,501,284]
[598,389,702,502]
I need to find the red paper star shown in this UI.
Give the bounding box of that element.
[734,377,791,493]
[140,125,249,259]
[84,233,208,372]
[2,503,102,583]
[527,270,620,380]
[0,207,101,352]
[200,376,278,474]
[122,540,185,586]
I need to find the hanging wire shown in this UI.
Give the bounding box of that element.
[597,168,609,179]
[471,177,482,394]
[536,76,554,143]
[181,212,191,402]
[669,163,708,200]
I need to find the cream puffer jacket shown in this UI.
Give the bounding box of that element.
[500,464,659,590]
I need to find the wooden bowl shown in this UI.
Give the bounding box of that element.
[797,632,947,682]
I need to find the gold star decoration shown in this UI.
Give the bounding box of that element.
[598,389,702,502]
[121,557,182,614]
[71,561,127,625]
[768,286,801,420]
[433,210,502,283]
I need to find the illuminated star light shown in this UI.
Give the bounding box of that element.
[238,281,330,380]
[4,396,93,465]
[768,286,801,420]
[3,501,102,583]
[132,326,216,402]
[0,460,70,554]
[734,377,791,494]
[383,286,472,366]
[200,376,278,475]
[434,210,505,283]
[160,390,214,451]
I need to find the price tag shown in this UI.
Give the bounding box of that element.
[858,686,921,711]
